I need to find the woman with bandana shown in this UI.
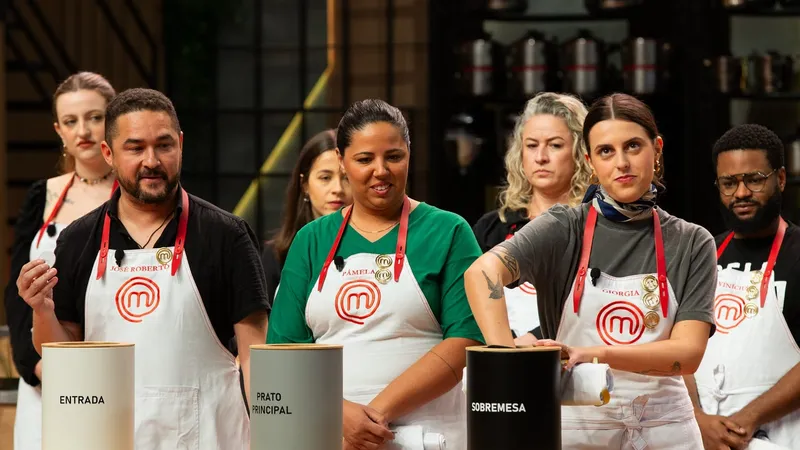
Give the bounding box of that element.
[464,93,716,449]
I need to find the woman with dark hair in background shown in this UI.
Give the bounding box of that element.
[261,129,352,303]
[473,92,592,345]
[4,71,117,450]
[267,99,484,449]
[466,93,716,448]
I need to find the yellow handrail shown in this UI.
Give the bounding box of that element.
[232,0,337,220]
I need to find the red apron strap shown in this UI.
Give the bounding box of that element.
[393,196,411,282]
[96,212,112,280]
[573,207,669,316]
[171,189,190,276]
[505,223,518,241]
[717,233,734,259]
[760,217,787,308]
[652,210,669,318]
[317,196,411,292]
[36,175,75,248]
[572,207,598,313]
[317,205,354,292]
[97,188,189,280]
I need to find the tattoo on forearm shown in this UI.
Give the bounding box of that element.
[481,270,504,300]
[637,361,682,376]
[488,248,520,279]
[46,188,73,206]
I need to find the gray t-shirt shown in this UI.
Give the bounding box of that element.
[498,203,717,339]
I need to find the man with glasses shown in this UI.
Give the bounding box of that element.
[685,124,800,450]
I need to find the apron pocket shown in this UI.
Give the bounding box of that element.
[136,386,199,450]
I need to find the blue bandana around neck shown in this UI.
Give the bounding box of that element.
[582,183,658,222]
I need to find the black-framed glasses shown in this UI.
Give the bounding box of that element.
[714,170,777,196]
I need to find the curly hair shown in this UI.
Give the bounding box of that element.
[498,92,592,222]
[712,123,784,171]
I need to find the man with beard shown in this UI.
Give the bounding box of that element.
[17,88,268,448]
[684,123,800,450]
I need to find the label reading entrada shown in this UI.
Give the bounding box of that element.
[60,395,105,405]
[252,392,293,415]
[471,402,527,413]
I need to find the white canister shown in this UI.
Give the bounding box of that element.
[41,341,135,450]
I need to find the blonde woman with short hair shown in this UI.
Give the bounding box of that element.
[472,92,592,343]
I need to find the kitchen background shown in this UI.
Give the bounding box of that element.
[2,0,800,439]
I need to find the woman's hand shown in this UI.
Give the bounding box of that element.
[514,332,537,347]
[343,400,394,450]
[534,339,605,370]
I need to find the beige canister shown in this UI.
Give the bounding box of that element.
[41,341,134,450]
[250,343,343,450]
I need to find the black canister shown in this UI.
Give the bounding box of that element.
[466,346,562,450]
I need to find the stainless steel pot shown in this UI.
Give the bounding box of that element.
[562,29,604,95]
[455,34,501,97]
[507,30,554,97]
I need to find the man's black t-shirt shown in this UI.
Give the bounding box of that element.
[715,220,800,344]
[52,187,270,348]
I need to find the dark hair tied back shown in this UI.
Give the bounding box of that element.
[336,99,410,152]
[583,93,665,188]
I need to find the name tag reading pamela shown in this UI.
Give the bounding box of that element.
[471,402,527,413]
[252,392,293,415]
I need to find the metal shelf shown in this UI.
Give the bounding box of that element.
[727,93,800,100]
[460,12,627,22]
[726,7,800,17]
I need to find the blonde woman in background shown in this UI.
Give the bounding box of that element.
[472,92,592,344]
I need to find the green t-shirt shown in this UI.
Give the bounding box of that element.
[266,203,486,344]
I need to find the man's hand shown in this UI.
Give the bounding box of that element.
[343,400,394,450]
[695,412,748,450]
[16,260,58,313]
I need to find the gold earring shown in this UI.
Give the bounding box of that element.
[590,171,599,184]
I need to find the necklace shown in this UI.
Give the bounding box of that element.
[138,212,174,249]
[350,218,398,234]
[75,170,113,185]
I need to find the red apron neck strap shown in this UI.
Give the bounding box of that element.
[393,197,411,282]
[36,175,75,248]
[317,196,411,292]
[171,189,191,276]
[652,210,669,318]
[317,206,354,292]
[573,207,669,317]
[96,188,189,280]
[572,207,598,313]
[760,217,787,307]
[717,233,735,259]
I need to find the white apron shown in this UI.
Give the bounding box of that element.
[84,188,249,449]
[505,282,540,338]
[14,176,117,450]
[558,207,703,449]
[307,197,466,450]
[696,218,800,449]
[501,223,541,338]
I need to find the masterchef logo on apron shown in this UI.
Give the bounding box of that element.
[335,279,382,325]
[595,289,647,346]
[115,276,161,323]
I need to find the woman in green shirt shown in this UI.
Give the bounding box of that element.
[267,98,484,450]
